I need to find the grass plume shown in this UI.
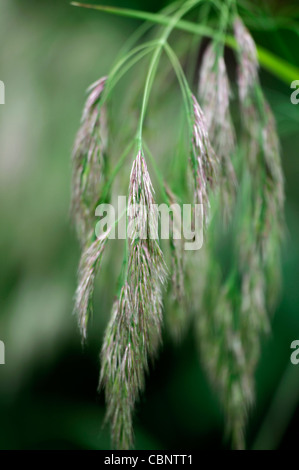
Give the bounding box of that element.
[71,1,285,450]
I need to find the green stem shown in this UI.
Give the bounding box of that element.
[137,46,162,146]
[163,43,193,122]
[137,0,203,147]
[71,2,218,44]
[100,140,135,203]
[114,1,182,63]
[105,46,157,101]
[71,2,299,84]
[101,41,160,106]
[163,42,195,166]
[143,141,169,205]
[213,0,235,57]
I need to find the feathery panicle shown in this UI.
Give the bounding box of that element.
[198,44,237,219]
[260,102,284,306]
[199,44,234,151]
[127,152,167,357]
[196,248,256,450]
[200,288,251,449]
[70,4,285,451]
[195,19,284,450]
[235,70,284,247]
[71,77,108,246]
[74,232,109,341]
[193,62,254,446]
[191,95,218,223]
[203,15,285,448]
[100,284,144,449]
[234,14,284,262]
[100,151,167,449]
[262,101,284,212]
[234,17,259,103]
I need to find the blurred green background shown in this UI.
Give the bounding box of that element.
[0,0,299,450]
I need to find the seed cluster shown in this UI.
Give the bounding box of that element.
[71,7,284,450]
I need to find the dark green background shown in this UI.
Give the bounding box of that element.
[0,0,299,449]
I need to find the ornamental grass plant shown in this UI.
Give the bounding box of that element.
[71,0,285,450]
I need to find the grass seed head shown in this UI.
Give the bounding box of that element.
[234,17,259,103]
[71,77,108,246]
[192,95,218,223]
[198,44,237,219]
[74,233,108,341]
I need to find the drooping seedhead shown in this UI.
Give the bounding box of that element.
[71,77,108,246]
[234,17,259,103]
[100,151,167,449]
[198,43,237,218]
[74,233,109,341]
[192,94,218,222]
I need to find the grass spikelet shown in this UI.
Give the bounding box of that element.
[191,95,218,223]
[262,101,284,212]
[206,15,286,448]
[200,287,250,449]
[71,77,108,246]
[127,151,167,357]
[74,232,108,341]
[100,284,144,449]
[198,43,237,219]
[195,14,285,450]
[233,17,259,103]
[100,151,167,449]
[195,241,256,450]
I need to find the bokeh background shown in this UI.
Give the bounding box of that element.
[0,0,299,450]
